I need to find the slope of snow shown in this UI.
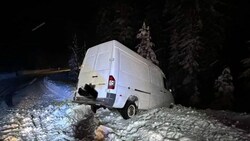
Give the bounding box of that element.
[1,75,250,141]
[0,76,94,141]
[95,105,250,141]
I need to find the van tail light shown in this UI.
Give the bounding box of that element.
[108,75,115,89]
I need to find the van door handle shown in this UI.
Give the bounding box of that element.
[92,75,98,78]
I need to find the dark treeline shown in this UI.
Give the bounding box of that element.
[86,0,250,112]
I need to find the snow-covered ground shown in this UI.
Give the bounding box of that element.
[0,76,92,141]
[95,106,250,141]
[0,75,250,141]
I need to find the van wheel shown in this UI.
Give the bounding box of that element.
[169,103,174,108]
[119,101,137,119]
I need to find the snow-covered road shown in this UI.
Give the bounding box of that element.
[0,75,250,141]
[0,76,83,141]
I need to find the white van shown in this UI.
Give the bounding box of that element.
[73,40,174,119]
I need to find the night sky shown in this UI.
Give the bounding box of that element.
[1,1,250,72]
[0,1,98,71]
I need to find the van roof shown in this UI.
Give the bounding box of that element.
[90,40,166,77]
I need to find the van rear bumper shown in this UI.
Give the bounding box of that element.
[74,84,116,107]
[73,93,116,108]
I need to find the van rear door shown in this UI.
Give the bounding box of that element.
[78,42,113,98]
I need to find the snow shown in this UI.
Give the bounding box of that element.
[0,74,250,141]
[95,106,250,141]
[0,76,93,141]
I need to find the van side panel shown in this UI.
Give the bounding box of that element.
[114,48,150,109]
[149,67,163,108]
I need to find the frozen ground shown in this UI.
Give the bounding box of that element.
[0,76,92,141]
[96,106,250,141]
[0,74,250,141]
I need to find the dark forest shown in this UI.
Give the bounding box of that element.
[1,0,250,113]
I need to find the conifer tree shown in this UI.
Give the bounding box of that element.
[163,0,230,107]
[212,67,234,109]
[238,42,250,111]
[164,0,203,105]
[68,34,86,82]
[135,22,159,65]
[240,43,250,79]
[96,1,135,47]
[240,57,250,78]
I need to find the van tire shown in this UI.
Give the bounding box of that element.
[169,103,174,108]
[119,101,137,119]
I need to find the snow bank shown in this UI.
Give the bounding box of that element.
[0,76,96,141]
[0,103,94,141]
[96,105,250,141]
[1,75,250,141]
[1,85,95,140]
[43,77,74,101]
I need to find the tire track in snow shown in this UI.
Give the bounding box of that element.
[42,77,73,101]
[0,77,87,141]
